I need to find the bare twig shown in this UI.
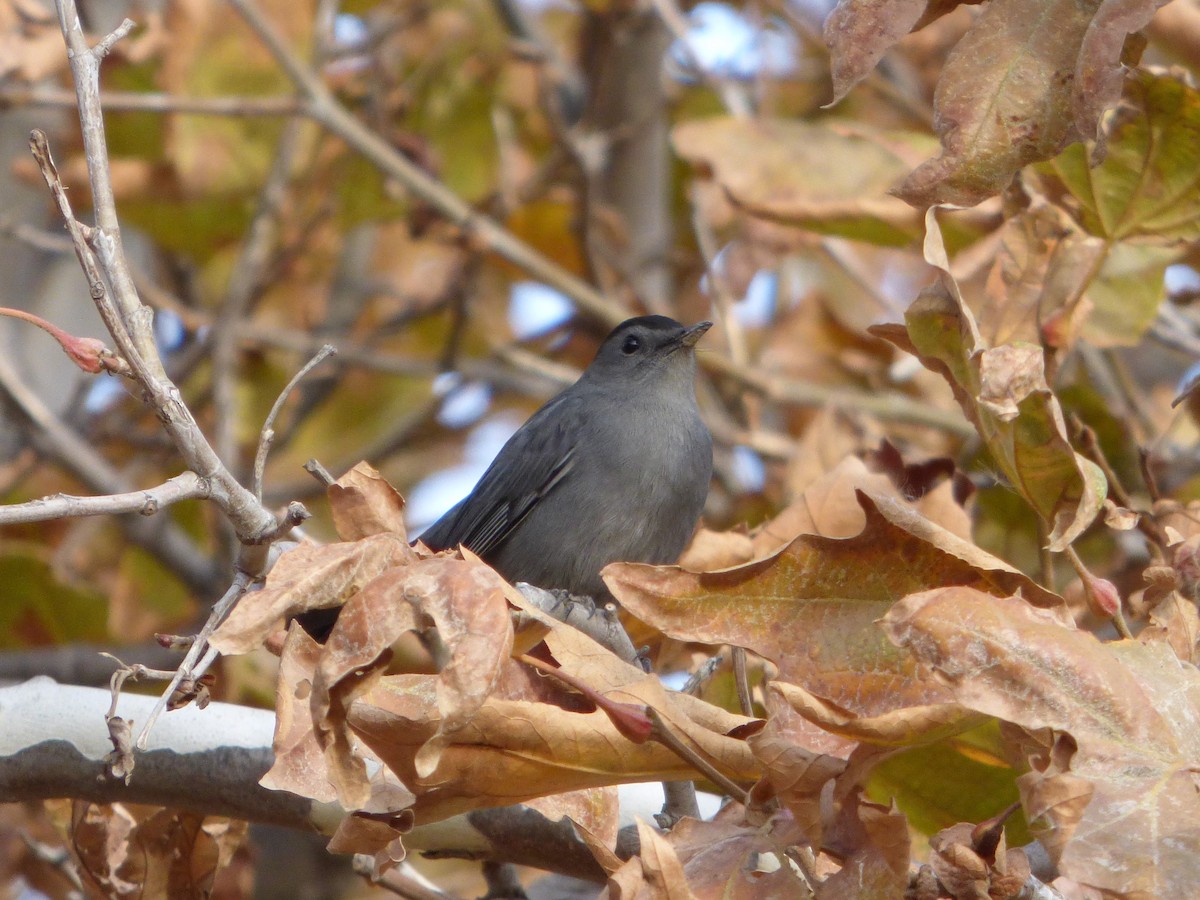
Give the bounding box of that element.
[0,471,210,525]
[304,458,336,486]
[657,780,700,829]
[134,571,255,750]
[0,351,221,595]
[0,84,306,116]
[253,344,337,501]
[645,707,750,804]
[352,857,457,900]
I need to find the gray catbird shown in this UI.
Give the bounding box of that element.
[420,315,713,597]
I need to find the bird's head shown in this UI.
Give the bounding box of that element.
[584,316,712,388]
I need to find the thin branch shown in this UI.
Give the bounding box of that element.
[702,350,975,436]
[0,471,210,525]
[731,647,754,717]
[645,707,750,804]
[133,571,254,750]
[0,351,221,596]
[0,84,306,116]
[251,344,336,503]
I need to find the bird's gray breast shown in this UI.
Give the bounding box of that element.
[491,387,711,596]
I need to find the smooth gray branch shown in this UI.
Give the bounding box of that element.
[0,472,210,525]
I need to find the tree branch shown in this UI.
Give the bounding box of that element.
[45,0,280,548]
[1,680,608,883]
[0,471,210,525]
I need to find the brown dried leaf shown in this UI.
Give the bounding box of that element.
[68,802,246,899]
[607,820,696,900]
[325,768,415,876]
[771,681,986,747]
[607,490,1062,725]
[525,787,620,856]
[815,796,910,900]
[343,603,758,824]
[748,703,848,837]
[259,624,335,803]
[209,533,416,655]
[896,0,1090,207]
[328,462,407,540]
[1074,0,1172,144]
[677,526,755,572]
[756,456,971,555]
[347,669,758,824]
[311,556,514,806]
[883,587,1200,896]
[824,0,978,105]
[928,822,1030,900]
[873,209,1107,550]
[607,812,808,900]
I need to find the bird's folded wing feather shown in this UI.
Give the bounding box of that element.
[418,394,580,558]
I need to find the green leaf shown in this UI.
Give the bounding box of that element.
[1042,72,1200,242]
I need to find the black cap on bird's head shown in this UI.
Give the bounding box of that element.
[585,315,712,383]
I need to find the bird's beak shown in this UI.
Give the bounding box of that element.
[679,321,712,349]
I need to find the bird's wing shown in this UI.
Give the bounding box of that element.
[418,394,581,558]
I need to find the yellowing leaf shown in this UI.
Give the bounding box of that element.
[873,209,1106,549]
[883,588,1200,897]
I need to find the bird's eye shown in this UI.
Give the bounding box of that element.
[621,335,641,355]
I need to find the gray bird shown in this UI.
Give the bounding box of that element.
[420,315,713,597]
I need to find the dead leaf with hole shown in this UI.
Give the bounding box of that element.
[607,811,809,900]
[209,533,417,655]
[308,555,514,807]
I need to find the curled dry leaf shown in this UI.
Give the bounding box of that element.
[758,455,971,553]
[872,209,1106,550]
[824,0,979,106]
[308,556,514,807]
[209,533,417,655]
[883,587,1200,897]
[260,625,337,803]
[328,461,407,541]
[607,489,1062,736]
[325,768,416,877]
[746,700,849,839]
[770,681,987,748]
[928,821,1031,900]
